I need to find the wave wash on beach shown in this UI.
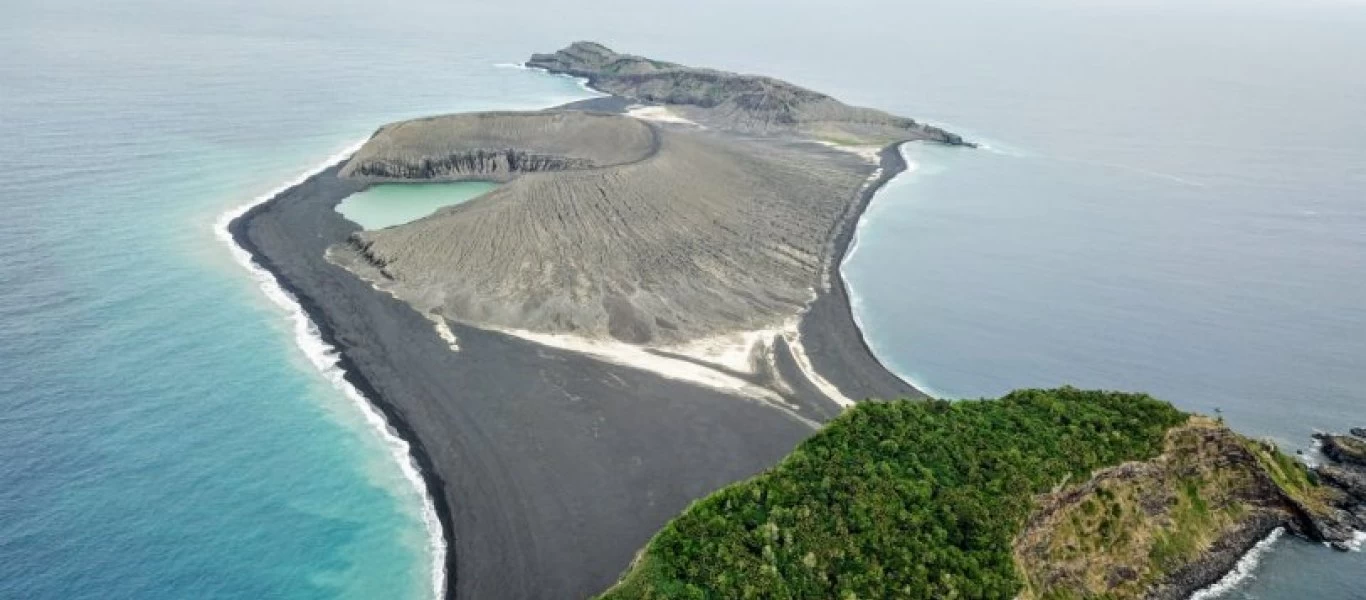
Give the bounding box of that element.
[215,140,448,600]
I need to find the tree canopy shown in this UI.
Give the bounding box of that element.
[599,388,1188,600]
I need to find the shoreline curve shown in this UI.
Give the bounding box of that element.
[837,143,955,400]
[216,142,454,600]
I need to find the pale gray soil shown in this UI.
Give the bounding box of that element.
[338,113,873,345]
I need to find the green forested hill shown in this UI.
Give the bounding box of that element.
[599,388,1189,599]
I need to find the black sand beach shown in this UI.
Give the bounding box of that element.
[798,144,927,405]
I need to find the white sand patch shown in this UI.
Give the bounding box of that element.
[626,105,699,126]
[663,327,786,375]
[497,327,788,403]
[494,313,856,419]
[429,315,460,352]
[781,327,858,409]
[816,140,883,164]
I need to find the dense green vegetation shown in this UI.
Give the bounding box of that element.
[599,388,1188,600]
[1014,418,1317,599]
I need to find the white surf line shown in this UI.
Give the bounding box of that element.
[1345,530,1366,552]
[517,64,608,98]
[213,139,448,600]
[695,299,858,409]
[837,162,890,276]
[834,143,958,401]
[1188,527,1284,600]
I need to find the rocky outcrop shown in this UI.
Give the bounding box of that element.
[1311,432,1366,548]
[527,41,972,146]
[1318,433,1366,467]
[1350,427,1366,439]
[1014,419,1366,600]
[1319,465,1366,501]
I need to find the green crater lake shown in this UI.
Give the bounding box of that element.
[337,181,499,229]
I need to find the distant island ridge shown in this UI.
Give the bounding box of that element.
[228,42,1364,599]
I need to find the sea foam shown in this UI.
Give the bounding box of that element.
[1189,527,1285,600]
[518,64,607,97]
[213,140,447,600]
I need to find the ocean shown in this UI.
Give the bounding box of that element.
[2,0,1361,598]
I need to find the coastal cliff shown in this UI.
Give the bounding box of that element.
[340,111,655,182]
[594,392,1366,599]
[1016,419,1364,599]
[527,42,971,146]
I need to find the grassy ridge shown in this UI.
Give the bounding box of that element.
[1013,417,1325,598]
[599,388,1188,599]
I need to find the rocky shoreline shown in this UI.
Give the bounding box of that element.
[1013,418,1366,600]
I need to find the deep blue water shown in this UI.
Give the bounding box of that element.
[840,1,1366,594]
[3,0,1362,597]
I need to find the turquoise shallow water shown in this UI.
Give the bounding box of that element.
[0,3,593,597]
[4,0,1363,597]
[337,182,500,230]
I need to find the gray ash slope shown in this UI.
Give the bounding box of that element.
[339,112,872,344]
[337,43,970,347]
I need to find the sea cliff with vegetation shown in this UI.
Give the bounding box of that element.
[598,389,1366,599]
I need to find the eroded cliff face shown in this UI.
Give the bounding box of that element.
[527,41,971,146]
[1014,419,1366,600]
[339,110,657,183]
[344,149,596,181]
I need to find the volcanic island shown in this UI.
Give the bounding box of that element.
[231,42,1366,599]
